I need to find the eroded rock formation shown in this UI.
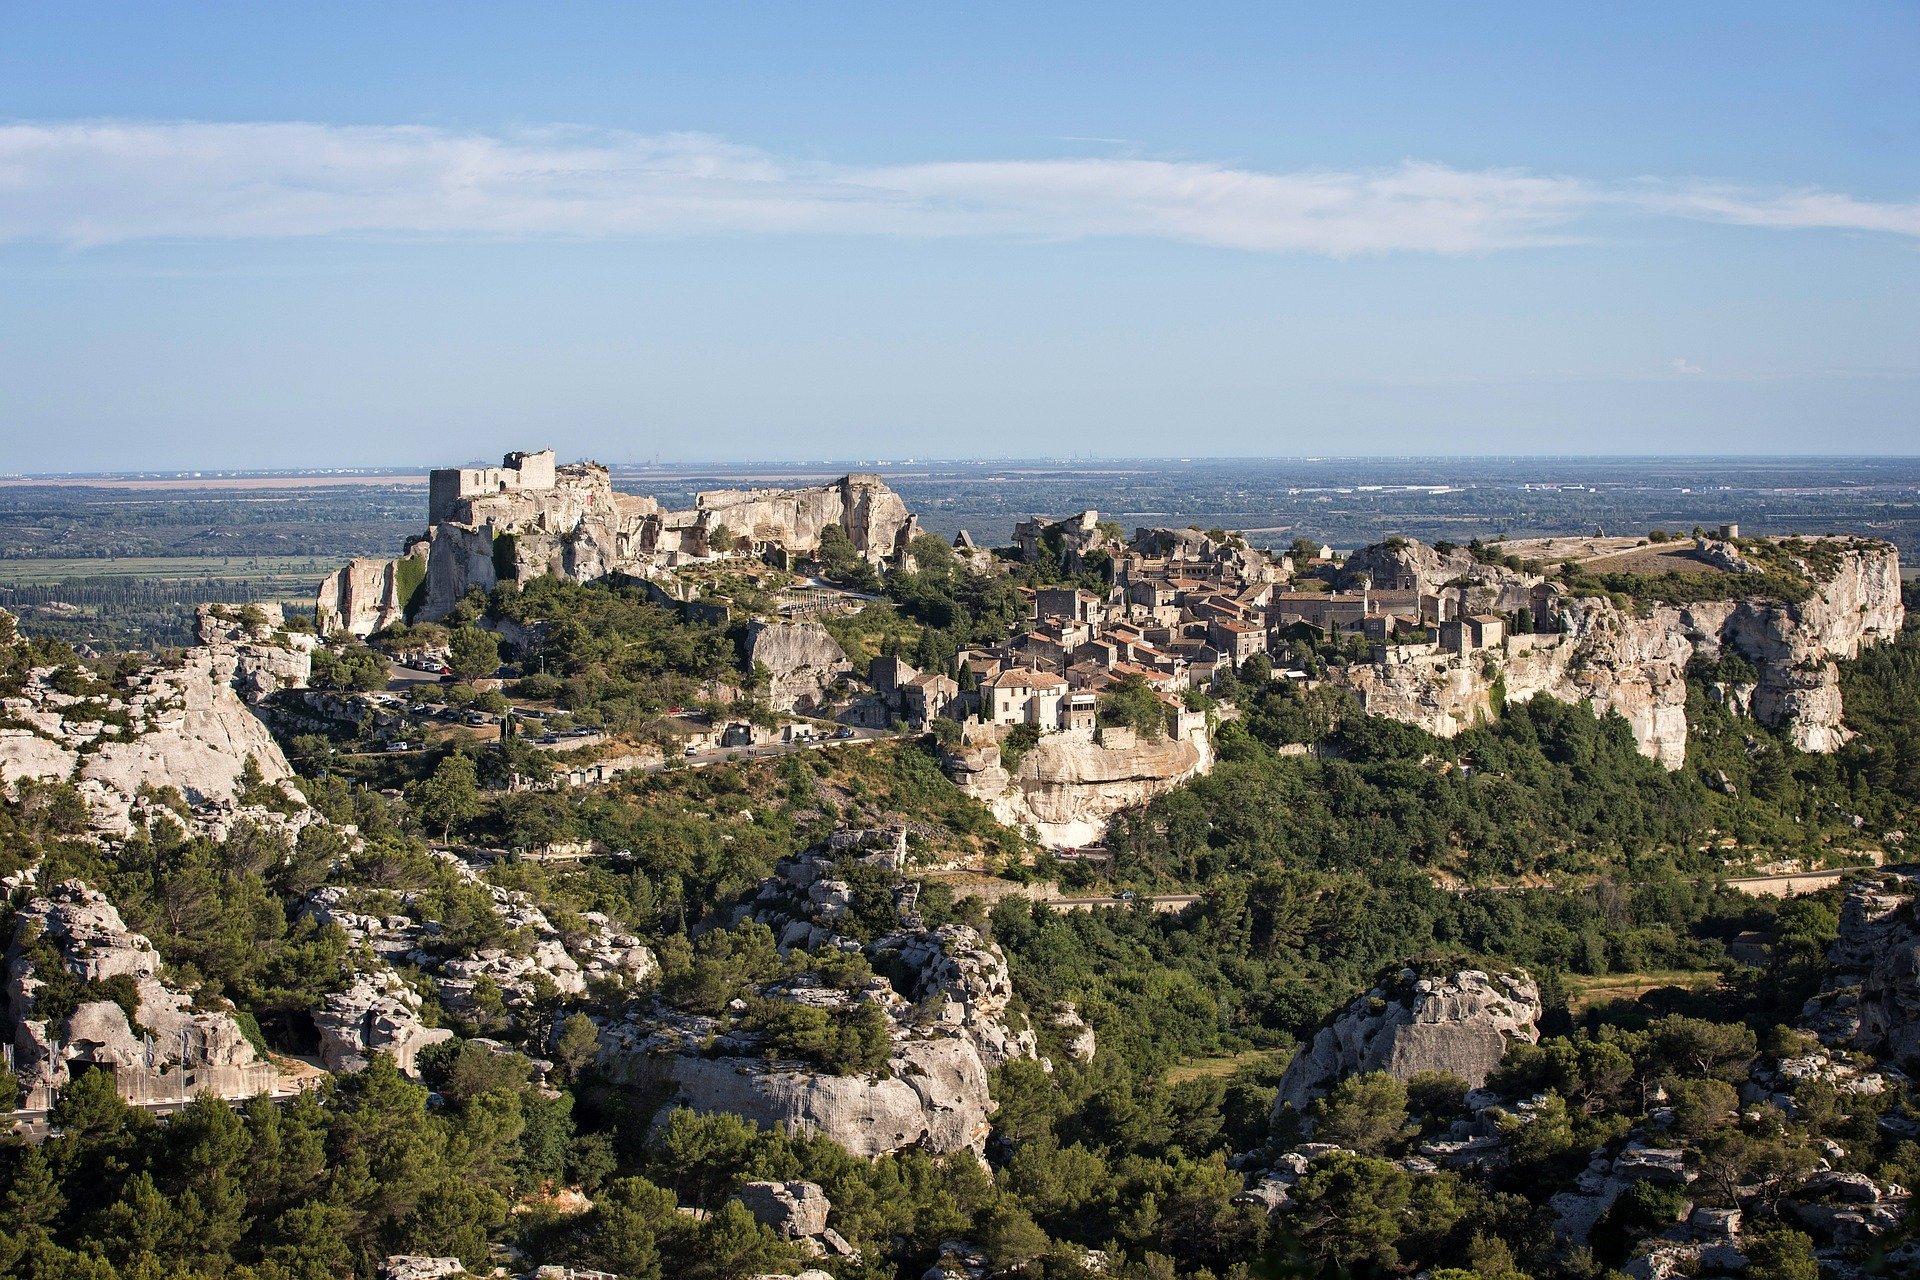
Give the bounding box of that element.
[1332,539,1903,768]
[597,842,1037,1157]
[316,452,918,635]
[942,721,1214,847]
[745,621,851,714]
[6,880,278,1108]
[0,607,306,833]
[302,852,658,1075]
[1272,966,1542,1116]
[1800,871,1920,1074]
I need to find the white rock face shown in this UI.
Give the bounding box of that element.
[303,852,656,1072]
[1273,967,1542,1116]
[649,1036,995,1159]
[0,607,306,833]
[745,621,851,713]
[316,554,419,637]
[1050,1002,1097,1062]
[873,924,1037,1069]
[313,969,452,1076]
[1334,540,1903,768]
[1800,871,1920,1073]
[316,457,919,635]
[944,722,1214,848]
[733,1180,832,1238]
[6,880,277,1109]
[600,842,1034,1157]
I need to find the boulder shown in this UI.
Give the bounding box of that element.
[734,1180,831,1239]
[314,970,452,1077]
[1051,1002,1097,1062]
[381,1259,467,1280]
[1273,967,1541,1116]
[648,1035,994,1158]
[744,621,850,713]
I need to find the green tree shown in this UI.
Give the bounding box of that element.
[554,1012,601,1082]
[448,626,501,682]
[407,752,483,841]
[1743,1224,1819,1280]
[1311,1071,1409,1154]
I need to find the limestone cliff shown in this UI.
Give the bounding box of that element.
[6,879,278,1109]
[1272,966,1542,1117]
[942,722,1214,847]
[1800,871,1920,1074]
[315,453,919,636]
[745,621,851,714]
[597,844,1035,1157]
[1333,539,1903,768]
[0,608,306,833]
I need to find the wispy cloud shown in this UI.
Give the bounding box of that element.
[1,120,1916,254]
[1670,357,1703,375]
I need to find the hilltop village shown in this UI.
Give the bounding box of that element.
[2,448,1919,1280]
[314,449,1903,823]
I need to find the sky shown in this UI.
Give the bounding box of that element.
[2,3,1917,471]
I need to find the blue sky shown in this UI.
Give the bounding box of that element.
[2,2,1916,469]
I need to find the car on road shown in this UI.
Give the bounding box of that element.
[834,727,854,739]
[684,744,699,756]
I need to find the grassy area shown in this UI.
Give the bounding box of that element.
[1562,969,1724,1012]
[0,554,335,584]
[1164,1046,1290,1085]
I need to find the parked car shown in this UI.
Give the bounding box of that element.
[684,744,699,756]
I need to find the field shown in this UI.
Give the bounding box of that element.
[1164,1046,1290,1085]
[1561,968,1724,1012]
[0,555,335,587]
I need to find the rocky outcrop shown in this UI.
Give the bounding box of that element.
[745,621,851,713]
[733,1180,858,1261]
[6,880,278,1109]
[313,969,452,1076]
[1340,539,1482,596]
[735,1180,831,1239]
[598,840,1035,1157]
[1272,966,1541,1117]
[316,553,419,636]
[303,851,656,1078]
[620,1031,995,1160]
[194,604,316,702]
[1799,871,1920,1073]
[1050,1002,1096,1062]
[0,609,304,833]
[1332,539,1903,767]
[315,453,919,636]
[943,721,1213,847]
[872,925,1037,1069]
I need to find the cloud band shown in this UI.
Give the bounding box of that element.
[1,121,1915,254]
